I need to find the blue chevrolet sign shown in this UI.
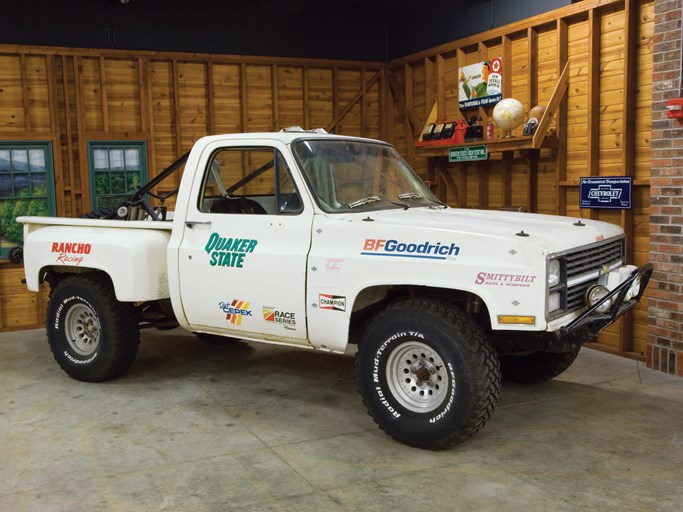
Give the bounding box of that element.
[580,177,632,209]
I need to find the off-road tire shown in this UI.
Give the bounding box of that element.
[356,299,501,449]
[499,347,581,384]
[46,273,139,382]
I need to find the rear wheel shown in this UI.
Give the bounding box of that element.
[46,273,139,382]
[499,347,581,384]
[357,299,500,449]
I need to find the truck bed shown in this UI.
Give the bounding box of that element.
[18,216,173,301]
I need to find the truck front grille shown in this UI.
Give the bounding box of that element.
[549,237,625,319]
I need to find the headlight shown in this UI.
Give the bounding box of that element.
[586,284,611,313]
[625,274,641,301]
[548,259,561,287]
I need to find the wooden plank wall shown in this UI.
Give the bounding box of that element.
[0,0,654,359]
[386,0,653,360]
[0,46,384,331]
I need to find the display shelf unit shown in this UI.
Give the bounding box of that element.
[417,133,558,212]
[416,62,568,212]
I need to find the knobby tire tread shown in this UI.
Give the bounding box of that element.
[47,273,139,382]
[357,298,501,449]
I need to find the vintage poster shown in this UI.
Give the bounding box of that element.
[459,58,503,109]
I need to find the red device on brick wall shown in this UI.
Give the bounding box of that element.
[666,98,683,119]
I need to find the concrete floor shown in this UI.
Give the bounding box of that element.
[1,328,682,512]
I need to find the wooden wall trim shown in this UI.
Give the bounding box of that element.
[326,70,381,133]
[60,55,77,211]
[0,44,383,69]
[19,53,31,131]
[271,64,280,132]
[555,18,568,216]
[99,56,109,133]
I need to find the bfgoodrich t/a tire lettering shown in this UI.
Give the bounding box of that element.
[357,299,501,449]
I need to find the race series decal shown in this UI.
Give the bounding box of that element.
[219,299,252,325]
[205,233,258,268]
[319,294,346,311]
[262,306,296,329]
[51,242,91,266]
[361,239,460,260]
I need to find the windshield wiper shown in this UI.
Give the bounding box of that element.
[397,192,423,200]
[427,198,448,209]
[349,196,382,209]
[398,191,447,209]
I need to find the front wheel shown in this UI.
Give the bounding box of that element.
[357,299,500,449]
[46,273,140,382]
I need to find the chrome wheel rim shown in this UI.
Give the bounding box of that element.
[385,341,450,413]
[64,304,100,357]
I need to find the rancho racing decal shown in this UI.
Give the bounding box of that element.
[205,233,258,268]
[52,242,91,266]
[319,294,346,311]
[219,299,252,325]
[361,239,460,260]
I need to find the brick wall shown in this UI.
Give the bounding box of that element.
[649,0,683,376]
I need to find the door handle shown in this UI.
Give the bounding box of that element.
[185,220,212,229]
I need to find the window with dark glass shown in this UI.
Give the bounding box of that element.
[199,146,302,215]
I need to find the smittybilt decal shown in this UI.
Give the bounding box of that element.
[219,299,252,325]
[319,294,346,311]
[51,242,91,266]
[262,306,296,329]
[475,272,537,287]
[205,233,258,268]
[362,239,460,260]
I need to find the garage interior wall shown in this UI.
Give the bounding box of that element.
[0,49,384,329]
[386,0,653,360]
[0,0,661,367]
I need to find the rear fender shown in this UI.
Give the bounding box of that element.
[23,225,171,301]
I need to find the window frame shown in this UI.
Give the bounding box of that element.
[87,141,148,211]
[0,140,56,259]
[198,145,303,216]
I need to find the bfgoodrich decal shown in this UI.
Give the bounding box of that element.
[205,233,258,268]
[361,239,460,260]
[319,294,346,311]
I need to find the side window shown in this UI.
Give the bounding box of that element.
[0,142,56,258]
[199,146,302,215]
[88,142,147,210]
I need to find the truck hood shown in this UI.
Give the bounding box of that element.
[341,207,623,255]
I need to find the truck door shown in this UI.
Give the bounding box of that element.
[177,142,312,345]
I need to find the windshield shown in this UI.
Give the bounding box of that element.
[293,139,442,213]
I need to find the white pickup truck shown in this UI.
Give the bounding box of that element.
[16,128,651,449]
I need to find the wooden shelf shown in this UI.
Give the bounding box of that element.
[416,62,569,160]
[415,133,558,158]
